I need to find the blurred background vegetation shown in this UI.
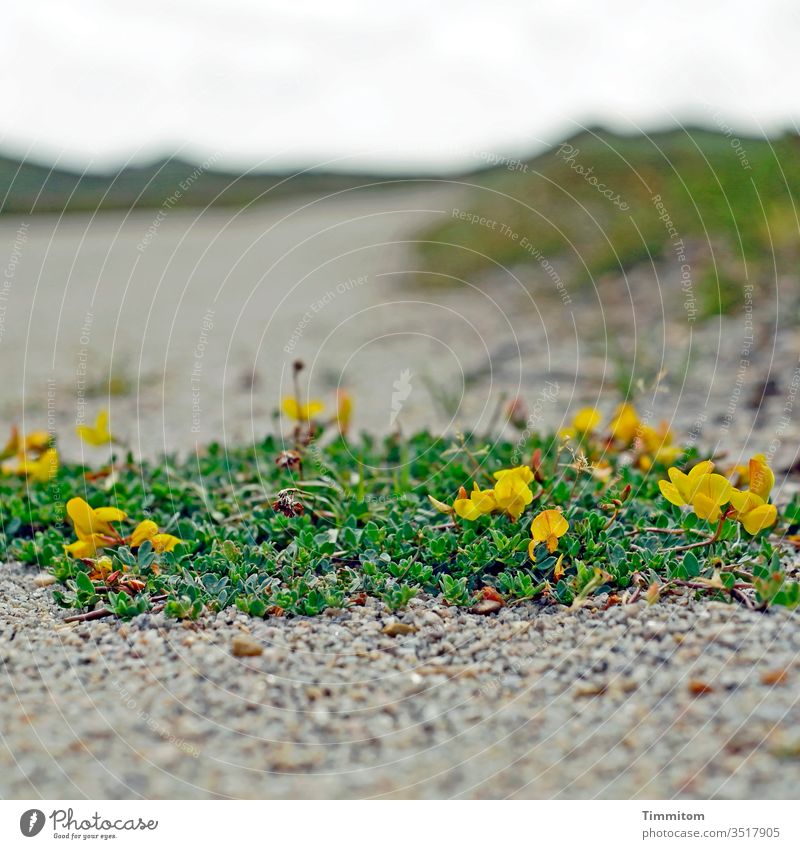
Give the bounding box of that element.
[416,128,800,319]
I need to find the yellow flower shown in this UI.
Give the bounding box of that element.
[63,496,125,557]
[0,426,50,459]
[431,467,536,524]
[24,430,51,453]
[728,454,777,535]
[609,402,640,445]
[493,466,535,485]
[282,396,324,423]
[64,499,187,557]
[64,536,110,559]
[151,534,184,553]
[492,466,534,520]
[659,460,733,522]
[658,460,715,507]
[453,483,497,521]
[637,422,683,470]
[67,497,126,542]
[129,519,184,552]
[130,520,159,547]
[12,448,59,482]
[76,410,115,446]
[747,453,774,501]
[336,390,352,436]
[559,407,601,440]
[1,425,56,480]
[528,509,569,558]
[729,490,777,535]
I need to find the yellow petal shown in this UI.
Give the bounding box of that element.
[336,390,352,435]
[64,540,94,558]
[691,473,732,507]
[573,407,601,434]
[729,489,764,514]
[25,448,59,482]
[686,460,715,482]
[64,534,108,558]
[281,397,323,422]
[66,497,96,539]
[454,498,482,521]
[502,498,528,521]
[151,533,183,552]
[428,495,454,515]
[639,425,659,452]
[130,520,159,547]
[609,402,640,444]
[531,509,568,543]
[281,397,301,420]
[692,493,722,522]
[92,556,114,579]
[494,475,533,520]
[659,479,685,507]
[493,466,534,485]
[653,445,683,467]
[740,503,777,535]
[304,399,324,419]
[748,454,774,501]
[24,430,51,453]
[76,410,114,446]
[94,507,127,524]
[666,467,692,501]
[469,483,497,514]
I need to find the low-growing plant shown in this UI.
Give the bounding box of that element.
[1,400,797,624]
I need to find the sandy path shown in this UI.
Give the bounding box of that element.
[1,184,518,453]
[2,183,797,472]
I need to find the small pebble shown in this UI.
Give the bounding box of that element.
[382,622,417,636]
[231,635,264,657]
[33,573,56,588]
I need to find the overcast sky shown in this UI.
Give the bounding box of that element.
[2,0,799,172]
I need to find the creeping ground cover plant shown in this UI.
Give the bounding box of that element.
[1,394,799,623]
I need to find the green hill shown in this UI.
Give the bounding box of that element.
[415,127,800,316]
[0,154,399,215]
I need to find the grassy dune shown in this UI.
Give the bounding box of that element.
[416,128,800,316]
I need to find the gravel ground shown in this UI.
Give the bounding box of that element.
[2,561,799,799]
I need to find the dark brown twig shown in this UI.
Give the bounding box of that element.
[63,608,113,623]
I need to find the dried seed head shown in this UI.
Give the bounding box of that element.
[272,489,304,517]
